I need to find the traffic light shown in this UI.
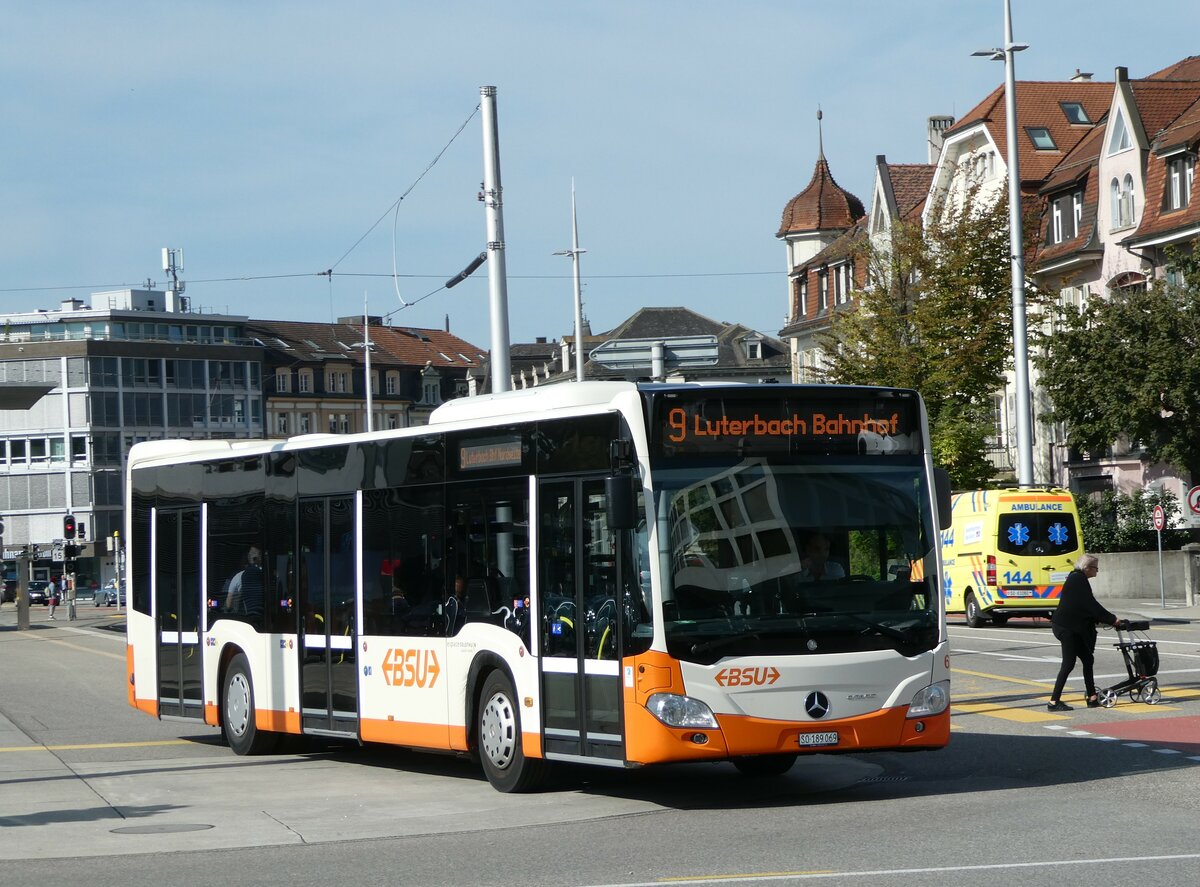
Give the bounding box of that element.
[63,514,77,540]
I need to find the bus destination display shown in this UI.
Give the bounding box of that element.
[654,393,921,457]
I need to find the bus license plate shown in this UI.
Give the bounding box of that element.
[798,731,839,747]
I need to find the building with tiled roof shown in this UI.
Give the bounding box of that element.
[1029,60,1200,498]
[247,317,486,435]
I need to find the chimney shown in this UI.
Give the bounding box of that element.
[1115,66,1128,83]
[927,115,955,164]
[1071,68,1094,82]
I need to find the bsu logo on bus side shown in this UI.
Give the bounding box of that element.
[382,648,441,688]
[714,666,781,687]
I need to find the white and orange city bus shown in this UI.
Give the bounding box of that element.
[124,381,952,791]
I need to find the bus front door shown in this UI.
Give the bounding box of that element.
[298,496,358,736]
[155,506,204,720]
[538,478,624,765]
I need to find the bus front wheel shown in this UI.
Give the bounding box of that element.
[477,671,545,792]
[222,653,278,755]
[965,593,985,628]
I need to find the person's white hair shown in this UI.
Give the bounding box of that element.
[1074,553,1098,571]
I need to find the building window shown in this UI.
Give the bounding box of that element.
[1107,110,1131,154]
[298,371,312,393]
[385,372,398,395]
[1026,127,1057,150]
[1073,190,1083,231]
[386,413,399,430]
[818,269,829,311]
[339,414,350,434]
[991,395,1004,450]
[1061,102,1091,125]
[298,413,311,434]
[797,278,808,317]
[1111,176,1135,229]
[1165,154,1195,211]
[743,336,763,360]
[275,371,290,393]
[1052,201,1064,243]
[276,413,289,435]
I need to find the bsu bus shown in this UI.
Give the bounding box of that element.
[124,381,952,791]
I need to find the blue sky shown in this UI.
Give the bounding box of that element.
[2,2,1195,352]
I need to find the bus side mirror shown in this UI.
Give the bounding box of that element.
[606,475,637,530]
[934,467,952,531]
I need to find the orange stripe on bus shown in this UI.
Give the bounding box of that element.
[256,709,302,734]
[126,645,136,709]
[360,718,452,749]
[623,703,729,764]
[719,706,949,755]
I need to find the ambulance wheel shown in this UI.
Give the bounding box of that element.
[1143,679,1161,705]
[732,754,797,777]
[964,593,985,628]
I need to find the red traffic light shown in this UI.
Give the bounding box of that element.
[63,514,77,539]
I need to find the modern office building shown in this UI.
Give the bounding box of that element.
[0,289,263,587]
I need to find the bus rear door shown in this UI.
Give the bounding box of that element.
[154,506,204,720]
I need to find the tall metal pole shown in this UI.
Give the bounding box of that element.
[555,181,589,381]
[362,294,373,433]
[481,86,512,393]
[1003,0,1034,485]
[570,183,585,382]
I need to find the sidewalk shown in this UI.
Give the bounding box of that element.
[1102,597,1197,624]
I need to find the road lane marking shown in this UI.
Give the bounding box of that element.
[0,739,194,754]
[578,852,1200,886]
[5,626,125,661]
[951,666,1051,688]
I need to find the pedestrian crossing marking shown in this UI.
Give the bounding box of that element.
[952,701,1067,723]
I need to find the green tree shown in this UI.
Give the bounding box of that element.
[1076,487,1188,553]
[1037,248,1200,482]
[818,185,1029,487]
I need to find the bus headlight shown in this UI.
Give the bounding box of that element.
[646,693,719,729]
[907,680,950,718]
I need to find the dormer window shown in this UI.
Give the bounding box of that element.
[1164,153,1195,211]
[1026,127,1057,150]
[1060,102,1091,125]
[742,334,764,361]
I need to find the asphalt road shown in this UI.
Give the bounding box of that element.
[3,603,1199,886]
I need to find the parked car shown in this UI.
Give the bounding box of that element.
[26,580,52,605]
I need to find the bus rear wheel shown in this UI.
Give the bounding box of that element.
[222,653,278,755]
[965,593,985,628]
[732,754,797,777]
[477,671,545,793]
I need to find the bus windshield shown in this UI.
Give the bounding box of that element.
[651,458,940,664]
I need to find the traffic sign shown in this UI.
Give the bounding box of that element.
[1152,504,1165,532]
[589,335,720,370]
[1188,485,1200,515]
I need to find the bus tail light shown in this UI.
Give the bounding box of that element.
[986,555,997,586]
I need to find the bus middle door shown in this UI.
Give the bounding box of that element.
[538,478,624,765]
[298,495,358,736]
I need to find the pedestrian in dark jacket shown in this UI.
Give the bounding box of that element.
[1047,554,1123,711]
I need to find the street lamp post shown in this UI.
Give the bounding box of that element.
[974,0,1034,486]
[553,181,588,382]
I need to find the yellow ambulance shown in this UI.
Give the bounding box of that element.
[941,487,1084,627]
